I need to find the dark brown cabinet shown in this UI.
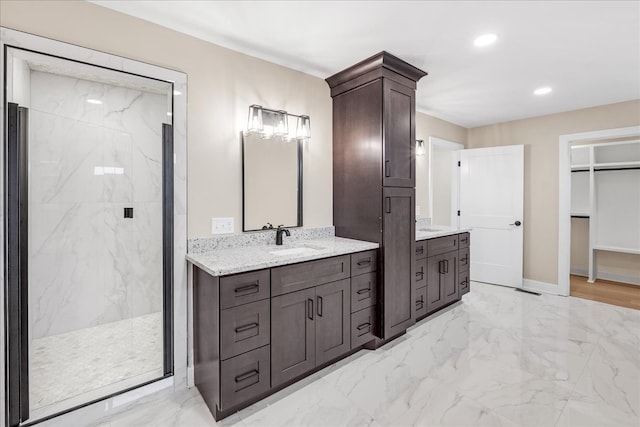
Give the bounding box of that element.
[327,51,426,340]
[271,278,351,387]
[459,232,471,296]
[271,287,316,387]
[382,186,416,337]
[415,232,471,320]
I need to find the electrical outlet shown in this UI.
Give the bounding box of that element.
[211,217,234,234]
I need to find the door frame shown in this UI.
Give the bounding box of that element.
[557,125,640,296]
[1,27,188,427]
[427,137,464,227]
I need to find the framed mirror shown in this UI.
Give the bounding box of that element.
[242,132,302,231]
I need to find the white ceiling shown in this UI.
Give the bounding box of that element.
[91,1,640,128]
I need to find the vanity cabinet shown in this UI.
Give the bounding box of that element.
[414,232,471,320]
[194,249,376,420]
[327,51,427,340]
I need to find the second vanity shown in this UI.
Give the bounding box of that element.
[187,227,470,420]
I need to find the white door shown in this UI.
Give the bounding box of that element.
[459,145,524,288]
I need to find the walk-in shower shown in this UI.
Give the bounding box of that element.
[4,45,175,426]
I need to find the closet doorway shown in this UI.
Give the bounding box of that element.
[559,126,640,306]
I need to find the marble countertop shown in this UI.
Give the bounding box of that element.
[187,237,379,277]
[416,225,471,241]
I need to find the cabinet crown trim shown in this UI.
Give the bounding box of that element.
[325,51,428,89]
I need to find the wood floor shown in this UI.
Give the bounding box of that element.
[570,275,640,310]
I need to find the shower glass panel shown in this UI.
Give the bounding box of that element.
[5,47,173,423]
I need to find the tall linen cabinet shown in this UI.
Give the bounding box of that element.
[326,52,427,339]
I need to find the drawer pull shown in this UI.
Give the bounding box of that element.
[357,322,371,331]
[356,288,371,295]
[416,300,424,309]
[416,247,424,255]
[356,259,371,267]
[234,283,259,294]
[460,237,468,244]
[317,296,323,317]
[461,280,469,287]
[235,322,259,333]
[235,369,259,383]
[461,257,468,264]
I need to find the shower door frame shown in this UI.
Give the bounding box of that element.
[1,28,188,427]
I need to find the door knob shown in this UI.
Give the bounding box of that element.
[510,221,522,226]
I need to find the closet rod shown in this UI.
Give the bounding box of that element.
[594,167,640,172]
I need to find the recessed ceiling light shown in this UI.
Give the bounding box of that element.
[87,99,102,105]
[474,33,498,47]
[534,87,553,96]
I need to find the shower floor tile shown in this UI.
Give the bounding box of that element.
[30,312,164,420]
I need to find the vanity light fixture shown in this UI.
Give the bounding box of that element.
[474,33,498,47]
[245,105,311,141]
[534,86,552,96]
[416,139,425,156]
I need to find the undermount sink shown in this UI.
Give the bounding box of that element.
[420,228,443,232]
[269,244,325,256]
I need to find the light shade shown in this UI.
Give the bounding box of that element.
[274,110,289,136]
[247,104,264,133]
[296,115,311,140]
[416,139,425,156]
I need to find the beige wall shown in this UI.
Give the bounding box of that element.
[468,100,640,285]
[415,113,468,219]
[0,0,333,238]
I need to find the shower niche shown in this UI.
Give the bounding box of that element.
[3,41,180,426]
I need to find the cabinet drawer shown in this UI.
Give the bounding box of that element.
[427,234,458,257]
[350,272,377,313]
[460,270,470,296]
[415,240,428,260]
[459,247,470,272]
[351,250,377,276]
[220,300,270,360]
[271,255,350,296]
[220,345,270,411]
[220,269,270,309]
[415,258,427,289]
[458,232,470,249]
[415,286,427,318]
[351,306,376,349]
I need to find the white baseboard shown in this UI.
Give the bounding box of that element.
[569,269,640,286]
[523,279,559,296]
[595,272,640,286]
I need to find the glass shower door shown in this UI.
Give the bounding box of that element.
[5,47,174,425]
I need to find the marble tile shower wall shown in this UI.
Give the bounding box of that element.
[29,71,166,339]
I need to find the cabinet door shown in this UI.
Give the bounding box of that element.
[315,279,351,366]
[383,80,415,188]
[271,287,316,387]
[426,254,445,313]
[426,252,459,312]
[442,252,459,305]
[382,187,416,337]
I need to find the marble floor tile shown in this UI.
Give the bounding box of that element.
[74,283,639,427]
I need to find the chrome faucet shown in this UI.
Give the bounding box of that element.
[275,225,290,245]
